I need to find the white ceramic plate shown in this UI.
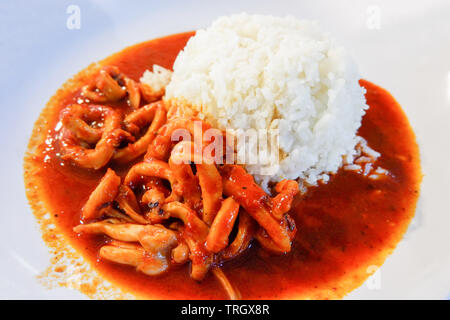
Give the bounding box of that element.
[1,0,449,299]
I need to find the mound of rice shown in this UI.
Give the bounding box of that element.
[165,13,368,188]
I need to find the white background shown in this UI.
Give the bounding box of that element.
[0,0,449,299]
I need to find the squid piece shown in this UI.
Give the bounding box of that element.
[221,165,292,253]
[139,224,178,254]
[100,241,169,276]
[141,188,166,222]
[100,241,143,265]
[74,218,144,242]
[74,219,177,253]
[272,180,299,220]
[140,178,172,223]
[212,267,241,300]
[125,160,176,191]
[144,118,191,161]
[171,242,190,265]
[113,102,167,163]
[81,168,121,220]
[59,104,124,169]
[124,160,181,203]
[166,102,197,120]
[81,66,141,109]
[254,228,283,254]
[59,104,102,144]
[170,141,222,225]
[167,221,190,265]
[99,206,134,223]
[141,188,166,207]
[161,202,212,280]
[206,198,239,253]
[254,214,297,254]
[161,202,209,242]
[168,156,202,210]
[144,118,211,161]
[218,210,255,262]
[183,233,212,281]
[143,177,171,197]
[96,66,127,101]
[197,164,223,225]
[76,222,178,276]
[115,185,149,224]
[124,77,141,109]
[140,82,164,103]
[81,67,124,102]
[121,162,172,224]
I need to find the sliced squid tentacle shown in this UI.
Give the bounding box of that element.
[206,197,239,253]
[183,233,212,281]
[212,267,241,300]
[100,242,169,276]
[138,224,178,255]
[125,160,177,191]
[124,160,181,205]
[79,222,179,276]
[74,218,144,242]
[140,82,164,103]
[218,210,256,262]
[113,101,167,163]
[81,168,121,220]
[144,118,211,161]
[161,202,209,242]
[124,76,141,109]
[59,104,103,144]
[254,214,297,254]
[221,165,296,253]
[168,154,202,210]
[59,104,123,169]
[171,241,190,265]
[81,66,141,108]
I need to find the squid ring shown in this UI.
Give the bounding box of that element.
[59,104,124,169]
[161,202,209,242]
[144,118,212,161]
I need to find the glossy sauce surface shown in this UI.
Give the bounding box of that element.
[26,32,421,299]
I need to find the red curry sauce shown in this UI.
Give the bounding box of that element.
[25,32,421,299]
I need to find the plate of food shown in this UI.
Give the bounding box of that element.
[2,0,449,299]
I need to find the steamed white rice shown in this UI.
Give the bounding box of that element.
[165,13,369,187]
[141,65,172,92]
